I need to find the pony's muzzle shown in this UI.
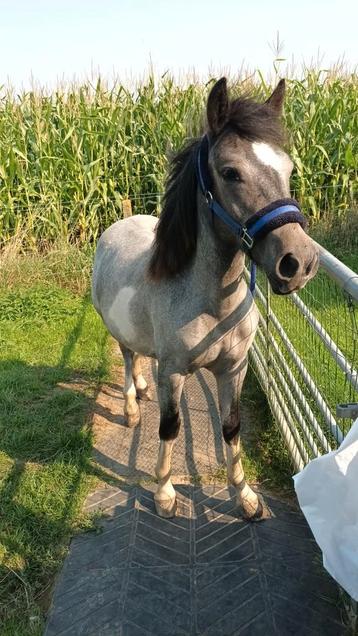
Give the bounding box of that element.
[273,247,319,294]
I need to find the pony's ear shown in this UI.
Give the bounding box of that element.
[207,77,229,134]
[265,79,285,115]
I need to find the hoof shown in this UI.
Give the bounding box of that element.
[126,410,141,428]
[137,386,153,401]
[154,496,177,518]
[239,495,268,522]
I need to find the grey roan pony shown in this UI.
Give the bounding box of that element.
[92,78,319,520]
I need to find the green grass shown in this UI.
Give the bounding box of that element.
[311,208,358,272]
[0,69,356,246]
[0,250,112,634]
[240,367,293,493]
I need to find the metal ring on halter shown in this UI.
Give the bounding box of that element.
[205,190,213,206]
[240,227,254,250]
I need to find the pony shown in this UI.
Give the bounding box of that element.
[92,78,318,519]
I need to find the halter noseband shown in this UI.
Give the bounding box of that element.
[196,135,306,293]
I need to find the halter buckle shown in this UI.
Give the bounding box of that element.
[205,190,213,207]
[240,227,254,250]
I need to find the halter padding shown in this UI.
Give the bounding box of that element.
[246,199,306,243]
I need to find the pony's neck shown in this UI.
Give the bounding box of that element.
[193,193,246,291]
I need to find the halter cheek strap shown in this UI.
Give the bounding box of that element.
[196,135,307,294]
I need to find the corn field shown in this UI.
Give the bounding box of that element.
[0,71,357,245]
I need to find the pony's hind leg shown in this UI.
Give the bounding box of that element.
[215,362,263,520]
[154,365,185,518]
[119,343,141,428]
[133,353,152,401]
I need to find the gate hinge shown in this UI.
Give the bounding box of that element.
[336,403,358,419]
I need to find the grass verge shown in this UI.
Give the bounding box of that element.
[311,207,358,272]
[0,246,111,634]
[240,367,293,493]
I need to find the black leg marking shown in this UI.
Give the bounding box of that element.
[159,410,181,440]
[222,410,241,444]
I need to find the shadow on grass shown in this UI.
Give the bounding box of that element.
[0,295,118,629]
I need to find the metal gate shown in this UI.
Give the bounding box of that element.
[249,243,358,471]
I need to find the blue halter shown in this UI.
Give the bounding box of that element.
[196,135,306,294]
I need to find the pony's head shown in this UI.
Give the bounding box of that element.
[149,78,319,293]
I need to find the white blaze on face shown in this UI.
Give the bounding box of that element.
[252,141,292,178]
[108,286,136,343]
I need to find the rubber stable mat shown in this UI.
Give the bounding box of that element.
[45,484,348,636]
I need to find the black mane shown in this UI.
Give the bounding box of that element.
[148,95,284,280]
[148,138,200,280]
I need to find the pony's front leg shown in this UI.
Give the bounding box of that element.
[216,361,263,520]
[154,366,185,518]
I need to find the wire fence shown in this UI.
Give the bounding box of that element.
[248,247,358,471]
[1,182,356,248]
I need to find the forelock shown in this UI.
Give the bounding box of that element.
[217,96,286,147]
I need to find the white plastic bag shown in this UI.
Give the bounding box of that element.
[293,417,358,601]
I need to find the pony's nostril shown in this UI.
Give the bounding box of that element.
[278,253,300,279]
[305,256,315,275]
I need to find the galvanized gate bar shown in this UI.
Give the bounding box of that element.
[255,322,322,457]
[317,242,358,302]
[259,314,332,452]
[252,277,343,443]
[256,311,332,452]
[251,342,305,471]
[246,238,358,469]
[291,292,358,392]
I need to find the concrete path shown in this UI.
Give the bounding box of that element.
[44,357,349,635]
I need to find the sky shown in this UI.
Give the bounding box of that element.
[0,0,357,89]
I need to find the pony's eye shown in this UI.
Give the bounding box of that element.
[221,167,241,182]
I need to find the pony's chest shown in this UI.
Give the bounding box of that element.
[179,302,259,370]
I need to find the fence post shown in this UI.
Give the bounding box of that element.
[122,199,132,218]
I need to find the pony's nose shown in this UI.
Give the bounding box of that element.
[278,253,300,280]
[276,250,319,285]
